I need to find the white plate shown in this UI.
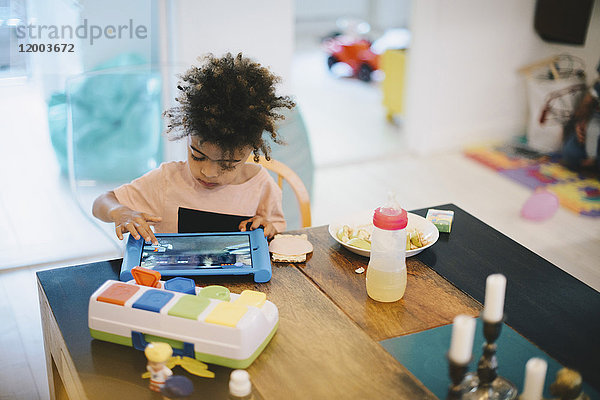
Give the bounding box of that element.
[328,210,439,257]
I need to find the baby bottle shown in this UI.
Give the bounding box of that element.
[366,206,408,302]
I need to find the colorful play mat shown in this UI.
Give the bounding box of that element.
[465,144,600,217]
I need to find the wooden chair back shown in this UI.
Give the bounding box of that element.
[247,156,312,228]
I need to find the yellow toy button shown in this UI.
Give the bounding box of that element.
[234,290,266,308]
[205,302,248,327]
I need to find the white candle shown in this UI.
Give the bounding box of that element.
[521,358,548,400]
[448,314,476,364]
[483,274,507,322]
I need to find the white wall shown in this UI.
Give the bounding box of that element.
[163,0,294,160]
[169,0,293,91]
[404,0,600,154]
[78,0,158,70]
[25,0,83,97]
[371,0,412,31]
[295,0,366,21]
[294,0,411,36]
[21,0,161,99]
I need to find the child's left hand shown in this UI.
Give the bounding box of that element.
[239,216,277,239]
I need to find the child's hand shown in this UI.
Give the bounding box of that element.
[109,206,162,244]
[239,216,277,239]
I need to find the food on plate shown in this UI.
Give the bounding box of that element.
[335,224,429,251]
[336,225,351,243]
[346,238,371,250]
[408,229,425,250]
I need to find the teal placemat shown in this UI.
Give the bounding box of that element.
[381,320,599,399]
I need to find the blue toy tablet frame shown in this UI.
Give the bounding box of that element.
[120,229,271,283]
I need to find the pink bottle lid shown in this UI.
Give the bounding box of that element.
[373,207,408,230]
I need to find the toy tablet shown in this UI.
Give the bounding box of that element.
[121,230,271,283]
[89,278,279,368]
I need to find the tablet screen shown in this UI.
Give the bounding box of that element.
[140,235,252,270]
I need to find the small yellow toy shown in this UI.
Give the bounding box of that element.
[144,342,173,392]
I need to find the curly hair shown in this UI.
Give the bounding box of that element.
[163,53,295,161]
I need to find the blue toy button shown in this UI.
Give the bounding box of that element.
[164,277,196,294]
[132,289,174,313]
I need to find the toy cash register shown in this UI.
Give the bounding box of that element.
[89,268,279,369]
[120,230,271,283]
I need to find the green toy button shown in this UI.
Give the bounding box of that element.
[199,285,231,301]
[168,295,210,320]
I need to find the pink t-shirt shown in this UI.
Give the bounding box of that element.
[114,161,286,233]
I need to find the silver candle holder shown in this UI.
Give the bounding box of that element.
[447,355,477,400]
[461,317,518,400]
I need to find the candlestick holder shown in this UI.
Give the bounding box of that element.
[447,355,477,400]
[462,317,518,400]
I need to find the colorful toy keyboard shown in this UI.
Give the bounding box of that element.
[88,278,279,369]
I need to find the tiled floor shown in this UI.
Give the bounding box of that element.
[1,46,599,399]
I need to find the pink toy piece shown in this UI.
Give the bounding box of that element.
[520,190,559,221]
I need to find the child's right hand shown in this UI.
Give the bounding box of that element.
[109,206,162,245]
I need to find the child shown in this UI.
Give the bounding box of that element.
[93,53,295,243]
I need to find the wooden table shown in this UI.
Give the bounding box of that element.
[37,204,600,399]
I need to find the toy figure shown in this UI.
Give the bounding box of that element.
[161,375,194,399]
[144,342,173,392]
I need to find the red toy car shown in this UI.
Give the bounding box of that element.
[323,36,380,82]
